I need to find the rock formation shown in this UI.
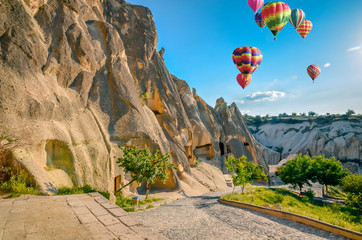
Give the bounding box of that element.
[249,118,362,173]
[0,0,267,195]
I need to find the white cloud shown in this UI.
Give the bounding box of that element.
[323,62,331,68]
[347,46,360,52]
[245,91,286,103]
[239,109,250,114]
[291,75,298,80]
[234,100,245,104]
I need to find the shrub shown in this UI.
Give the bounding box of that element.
[341,174,362,195]
[304,188,315,199]
[345,193,362,213]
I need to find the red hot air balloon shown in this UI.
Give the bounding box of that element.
[248,0,264,14]
[237,73,251,89]
[232,46,263,83]
[297,20,313,41]
[307,64,321,83]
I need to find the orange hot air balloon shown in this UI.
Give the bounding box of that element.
[237,74,251,89]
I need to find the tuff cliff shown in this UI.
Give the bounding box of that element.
[0,0,267,194]
[249,118,362,173]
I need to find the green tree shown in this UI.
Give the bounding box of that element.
[291,112,297,117]
[117,146,177,199]
[308,111,316,117]
[312,156,348,196]
[254,115,262,125]
[346,109,355,116]
[277,154,313,194]
[226,155,267,194]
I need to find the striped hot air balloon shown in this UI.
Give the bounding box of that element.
[289,9,306,30]
[248,0,264,14]
[237,74,251,89]
[307,64,321,83]
[232,47,263,83]
[297,20,313,40]
[255,13,266,31]
[261,2,291,40]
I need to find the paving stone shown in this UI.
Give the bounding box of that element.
[106,223,145,240]
[72,206,91,215]
[91,232,118,240]
[0,201,13,207]
[118,215,141,227]
[97,214,119,226]
[84,201,101,209]
[107,207,128,217]
[84,222,110,235]
[88,192,102,198]
[67,200,84,208]
[94,196,109,204]
[77,213,98,224]
[13,200,27,206]
[89,207,108,217]
[100,202,118,209]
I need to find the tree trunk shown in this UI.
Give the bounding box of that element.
[232,185,235,194]
[322,184,325,197]
[145,182,150,200]
[241,185,245,194]
[299,185,303,196]
[325,185,328,197]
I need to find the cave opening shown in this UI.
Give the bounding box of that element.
[219,142,225,155]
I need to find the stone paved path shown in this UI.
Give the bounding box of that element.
[0,192,168,240]
[133,191,350,240]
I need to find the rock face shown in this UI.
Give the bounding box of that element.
[249,119,362,173]
[0,0,267,194]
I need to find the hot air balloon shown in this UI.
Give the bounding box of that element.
[255,13,266,31]
[248,0,264,14]
[289,9,305,30]
[232,47,263,83]
[307,64,321,83]
[261,2,291,40]
[237,74,251,89]
[297,20,312,40]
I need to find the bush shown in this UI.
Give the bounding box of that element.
[304,188,315,199]
[342,174,362,195]
[345,193,362,213]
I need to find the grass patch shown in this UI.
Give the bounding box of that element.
[222,187,362,233]
[56,185,97,195]
[115,195,163,208]
[327,186,348,199]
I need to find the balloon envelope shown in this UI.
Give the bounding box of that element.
[261,2,291,40]
[255,13,266,29]
[232,46,263,81]
[307,64,321,82]
[297,20,313,40]
[289,9,306,30]
[248,0,264,14]
[237,74,251,89]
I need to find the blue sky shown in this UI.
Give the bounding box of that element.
[127,0,362,116]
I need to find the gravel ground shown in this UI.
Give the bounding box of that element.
[132,190,349,240]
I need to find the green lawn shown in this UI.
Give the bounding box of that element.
[222,187,362,233]
[115,195,163,212]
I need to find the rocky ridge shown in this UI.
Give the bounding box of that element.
[249,118,362,173]
[0,0,267,194]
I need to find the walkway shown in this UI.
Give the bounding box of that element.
[133,191,349,240]
[0,192,167,240]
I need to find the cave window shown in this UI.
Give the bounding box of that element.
[243,142,250,146]
[219,142,225,156]
[114,175,122,196]
[227,144,231,153]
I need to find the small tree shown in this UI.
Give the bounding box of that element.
[117,146,177,199]
[308,111,316,117]
[277,154,313,194]
[226,155,267,194]
[346,109,355,116]
[312,156,348,196]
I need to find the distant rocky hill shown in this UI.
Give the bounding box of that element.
[0,0,267,194]
[248,117,362,173]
